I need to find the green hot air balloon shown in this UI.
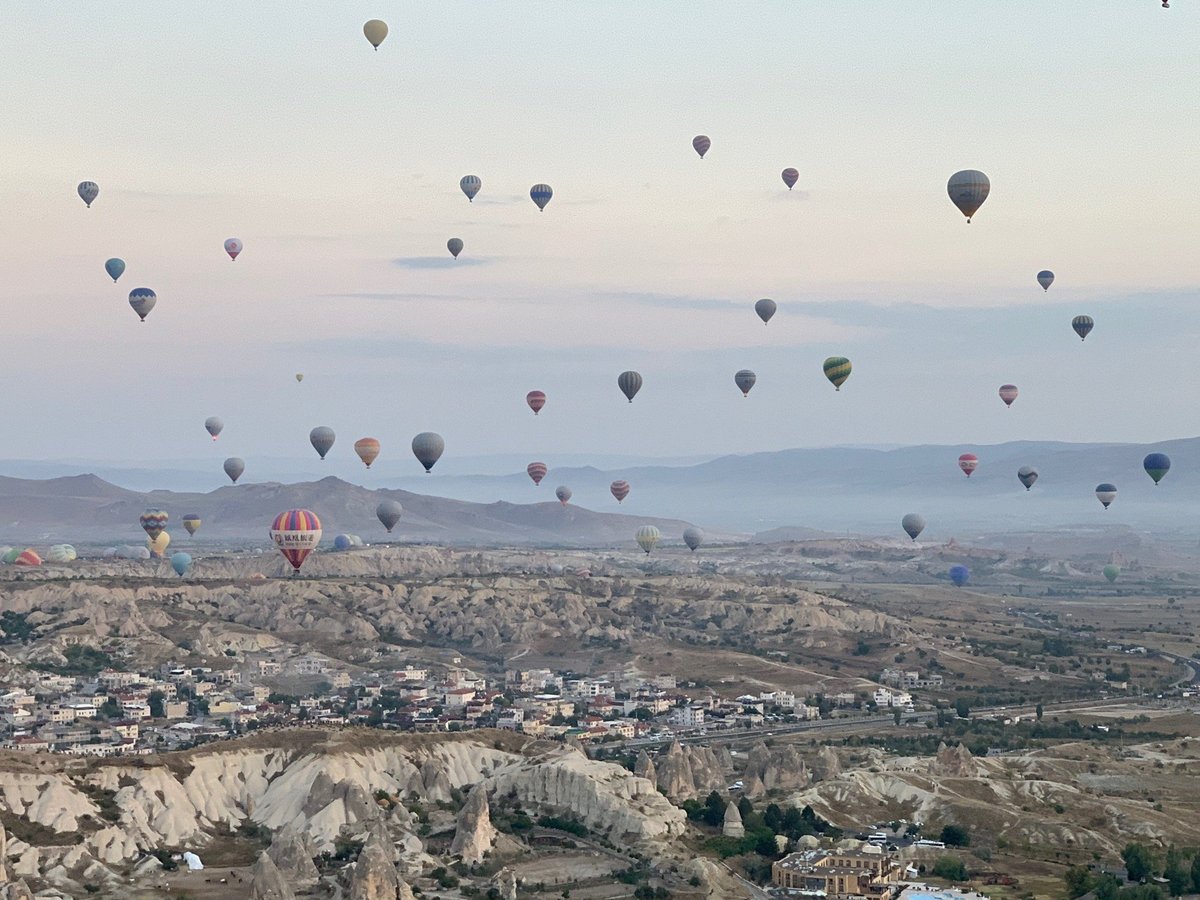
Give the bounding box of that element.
[823,357,851,391]
[1103,564,1120,583]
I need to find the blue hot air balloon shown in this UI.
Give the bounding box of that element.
[530,184,553,211]
[170,552,192,577]
[105,258,126,282]
[334,534,353,551]
[949,565,969,587]
[1143,453,1171,485]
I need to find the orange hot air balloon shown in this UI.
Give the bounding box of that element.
[354,438,381,468]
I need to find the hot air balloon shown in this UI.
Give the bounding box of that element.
[334,534,352,551]
[526,390,546,415]
[901,513,925,541]
[14,549,42,567]
[47,544,77,563]
[295,373,304,382]
[204,416,224,440]
[376,499,403,532]
[618,370,643,403]
[447,238,463,259]
[270,509,322,572]
[1,548,21,564]
[735,370,756,397]
[1103,564,1120,583]
[140,509,168,541]
[182,514,202,536]
[460,175,481,201]
[310,426,335,460]
[999,384,1019,407]
[683,526,704,551]
[610,480,631,503]
[1096,483,1117,509]
[948,565,970,587]
[412,432,444,473]
[224,238,243,261]
[755,298,776,324]
[1037,270,1055,291]
[129,288,156,322]
[147,532,171,558]
[530,184,553,211]
[224,457,245,483]
[958,454,979,478]
[1072,315,1094,341]
[947,170,990,222]
[354,437,381,468]
[105,258,125,282]
[527,462,547,486]
[1144,453,1171,485]
[363,19,388,49]
[1017,466,1039,491]
[781,168,799,190]
[555,486,572,506]
[692,135,711,159]
[171,552,192,576]
[77,181,99,208]
[823,357,851,391]
[636,525,661,554]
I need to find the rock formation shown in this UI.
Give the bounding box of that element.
[742,770,766,799]
[722,801,745,838]
[934,742,978,777]
[350,828,403,900]
[656,741,695,801]
[493,866,519,900]
[1,881,35,900]
[267,824,320,889]
[634,749,656,784]
[744,741,810,793]
[0,818,8,882]
[812,746,842,781]
[250,850,297,900]
[688,744,727,795]
[449,784,497,864]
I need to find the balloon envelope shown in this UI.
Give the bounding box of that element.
[754,298,776,324]
[77,181,99,207]
[530,184,553,210]
[447,238,463,258]
[147,532,171,558]
[958,453,979,477]
[636,525,661,554]
[460,175,481,201]
[223,457,245,483]
[223,238,243,260]
[1017,466,1038,490]
[139,509,168,540]
[526,390,546,415]
[363,19,388,48]
[949,565,970,587]
[683,526,704,551]
[310,426,335,460]
[527,462,547,485]
[823,357,851,390]
[734,369,756,396]
[1103,564,1120,583]
[412,432,444,472]
[1072,315,1094,341]
[128,288,156,322]
[1037,270,1055,291]
[354,437,381,468]
[204,416,223,440]
[999,384,1019,407]
[334,534,352,551]
[295,373,304,382]
[376,499,403,532]
[270,509,322,571]
[618,370,643,402]
[1143,453,1171,484]
[781,167,799,190]
[1096,483,1118,508]
[105,258,125,282]
[182,514,202,536]
[692,135,711,158]
[901,513,925,541]
[947,170,990,222]
[170,552,192,576]
[14,549,42,567]
[47,544,77,563]
[610,480,630,503]
[555,485,572,505]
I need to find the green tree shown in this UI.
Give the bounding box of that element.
[1035,703,1044,720]
[148,690,166,718]
[932,856,967,881]
[940,824,970,847]
[954,698,970,719]
[893,707,902,726]
[1191,851,1200,891]
[98,696,122,719]
[1123,842,1156,883]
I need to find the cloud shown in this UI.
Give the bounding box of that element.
[391,256,490,269]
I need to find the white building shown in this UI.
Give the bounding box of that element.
[668,706,705,727]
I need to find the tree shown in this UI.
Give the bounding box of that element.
[940,824,970,847]
[148,690,166,718]
[1123,842,1156,883]
[1035,703,1044,720]
[1191,851,1200,892]
[893,707,902,726]
[954,698,970,719]
[98,697,122,719]
[932,856,967,881]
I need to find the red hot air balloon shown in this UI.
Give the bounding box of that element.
[527,462,547,485]
[958,453,979,478]
[354,437,381,468]
[692,135,711,158]
[781,168,799,190]
[998,384,1019,407]
[270,509,322,572]
[526,390,546,415]
[610,480,631,504]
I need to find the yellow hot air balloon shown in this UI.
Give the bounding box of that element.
[147,531,171,558]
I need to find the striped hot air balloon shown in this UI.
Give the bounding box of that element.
[46,544,77,563]
[618,370,643,403]
[526,390,546,415]
[139,509,168,540]
[129,287,156,322]
[610,480,631,503]
[1072,315,1094,341]
[270,509,322,572]
[735,369,756,397]
[947,169,990,222]
[14,549,42,567]
[1037,270,1054,291]
[999,384,1019,407]
[460,175,481,201]
[823,357,851,390]
[635,525,661,554]
[958,453,979,478]
[781,167,799,190]
[354,437,381,468]
[530,184,553,211]
[182,514,202,536]
[692,135,711,158]
[77,181,99,207]
[1095,483,1117,509]
[527,462,547,485]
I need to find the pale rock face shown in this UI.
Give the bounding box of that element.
[2,879,35,900]
[267,824,320,888]
[449,784,496,864]
[494,867,519,900]
[655,741,695,801]
[250,850,297,900]
[0,773,97,833]
[0,817,8,881]
[350,829,402,900]
[742,771,766,799]
[812,746,842,781]
[688,745,727,795]
[634,750,656,784]
[744,741,810,793]
[722,801,745,838]
[934,742,978,778]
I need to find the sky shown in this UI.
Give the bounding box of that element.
[1,2,1198,477]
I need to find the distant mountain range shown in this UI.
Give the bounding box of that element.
[0,474,701,547]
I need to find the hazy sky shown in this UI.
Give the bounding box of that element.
[2,2,1197,475]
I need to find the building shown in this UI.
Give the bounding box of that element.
[771,847,902,899]
[668,706,705,727]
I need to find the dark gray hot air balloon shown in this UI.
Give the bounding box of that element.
[754,298,776,324]
[310,426,336,460]
[683,526,704,551]
[734,369,756,397]
[77,181,99,208]
[1017,466,1038,491]
[947,170,990,222]
[223,457,245,484]
[204,417,223,441]
[447,238,463,259]
[412,432,444,473]
[376,499,403,532]
[460,175,481,201]
[1037,270,1055,291]
[618,370,643,403]
[901,513,925,541]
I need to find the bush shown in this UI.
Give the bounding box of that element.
[932,856,967,881]
[940,824,970,847]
